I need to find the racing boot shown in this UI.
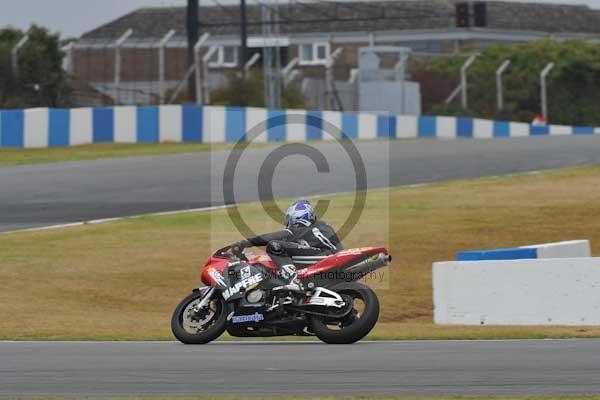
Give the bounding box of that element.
[273,264,304,293]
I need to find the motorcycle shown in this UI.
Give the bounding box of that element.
[171,244,391,344]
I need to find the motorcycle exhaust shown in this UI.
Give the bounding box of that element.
[344,252,390,275]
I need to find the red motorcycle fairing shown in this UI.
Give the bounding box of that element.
[201,246,389,287]
[298,247,389,280]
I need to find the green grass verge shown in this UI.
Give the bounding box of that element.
[2,166,600,340]
[0,138,404,166]
[0,142,275,166]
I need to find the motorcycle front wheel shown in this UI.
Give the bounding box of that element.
[309,282,380,344]
[171,289,227,344]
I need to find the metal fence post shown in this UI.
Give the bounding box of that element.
[202,46,219,104]
[62,42,75,75]
[158,29,176,104]
[540,62,555,119]
[460,54,477,109]
[282,57,298,86]
[244,53,261,73]
[11,34,29,77]
[394,49,410,114]
[114,29,133,105]
[496,59,511,112]
[326,47,343,110]
[194,33,210,105]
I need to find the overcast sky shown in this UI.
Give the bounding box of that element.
[0,0,599,38]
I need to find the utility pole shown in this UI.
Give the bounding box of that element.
[240,0,248,77]
[262,3,281,108]
[187,0,200,102]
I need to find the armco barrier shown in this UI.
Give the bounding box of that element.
[1,105,599,148]
[457,240,591,261]
[433,257,600,325]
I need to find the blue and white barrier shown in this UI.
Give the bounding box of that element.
[1,105,599,148]
[457,240,591,261]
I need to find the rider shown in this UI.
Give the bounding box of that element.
[232,199,342,291]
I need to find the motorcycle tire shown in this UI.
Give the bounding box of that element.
[171,290,227,344]
[309,282,379,344]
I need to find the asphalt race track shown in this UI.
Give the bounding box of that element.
[3,137,600,396]
[1,340,600,396]
[3,135,600,233]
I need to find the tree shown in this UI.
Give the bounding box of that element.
[413,40,600,126]
[0,25,71,108]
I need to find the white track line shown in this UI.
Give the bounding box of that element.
[0,205,234,236]
[0,169,546,236]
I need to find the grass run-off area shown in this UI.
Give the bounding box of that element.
[2,166,600,340]
[0,142,277,166]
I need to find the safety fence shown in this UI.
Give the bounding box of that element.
[1,105,599,148]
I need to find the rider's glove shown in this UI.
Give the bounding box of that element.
[231,240,251,254]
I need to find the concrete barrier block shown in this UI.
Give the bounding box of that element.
[69,108,93,146]
[549,124,572,136]
[114,106,137,143]
[24,108,49,148]
[396,115,417,138]
[458,240,591,261]
[246,107,269,142]
[521,240,591,258]
[436,116,456,139]
[510,121,529,137]
[434,258,600,325]
[159,105,183,143]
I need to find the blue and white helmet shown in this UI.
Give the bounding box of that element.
[284,200,316,228]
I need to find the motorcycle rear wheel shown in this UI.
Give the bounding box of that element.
[309,282,379,344]
[171,290,227,344]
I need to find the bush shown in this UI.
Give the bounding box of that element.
[413,39,600,126]
[211,69,306,109]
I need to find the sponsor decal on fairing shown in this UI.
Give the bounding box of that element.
[222,273,265,300]
[231,312,265,324]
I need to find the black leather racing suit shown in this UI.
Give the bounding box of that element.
[240,221,343,270]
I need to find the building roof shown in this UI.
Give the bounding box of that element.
[80,0,600,41]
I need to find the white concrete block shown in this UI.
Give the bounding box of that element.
[358,113,377,139]
[113,106,137,143]
[396,115,418,138]
[321,110,342,141]
[24,108,48,148]
[245,107,269,143]
[473,118,494,139]
[522,240,591,259]
[203,106,226,143]
[159,105,182,143]
[284,109,307,142]
[434,258,600,325]
[549,124,572,136]
[510,121,530,137]
[436,116,456,139]
[69,108,93,146]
